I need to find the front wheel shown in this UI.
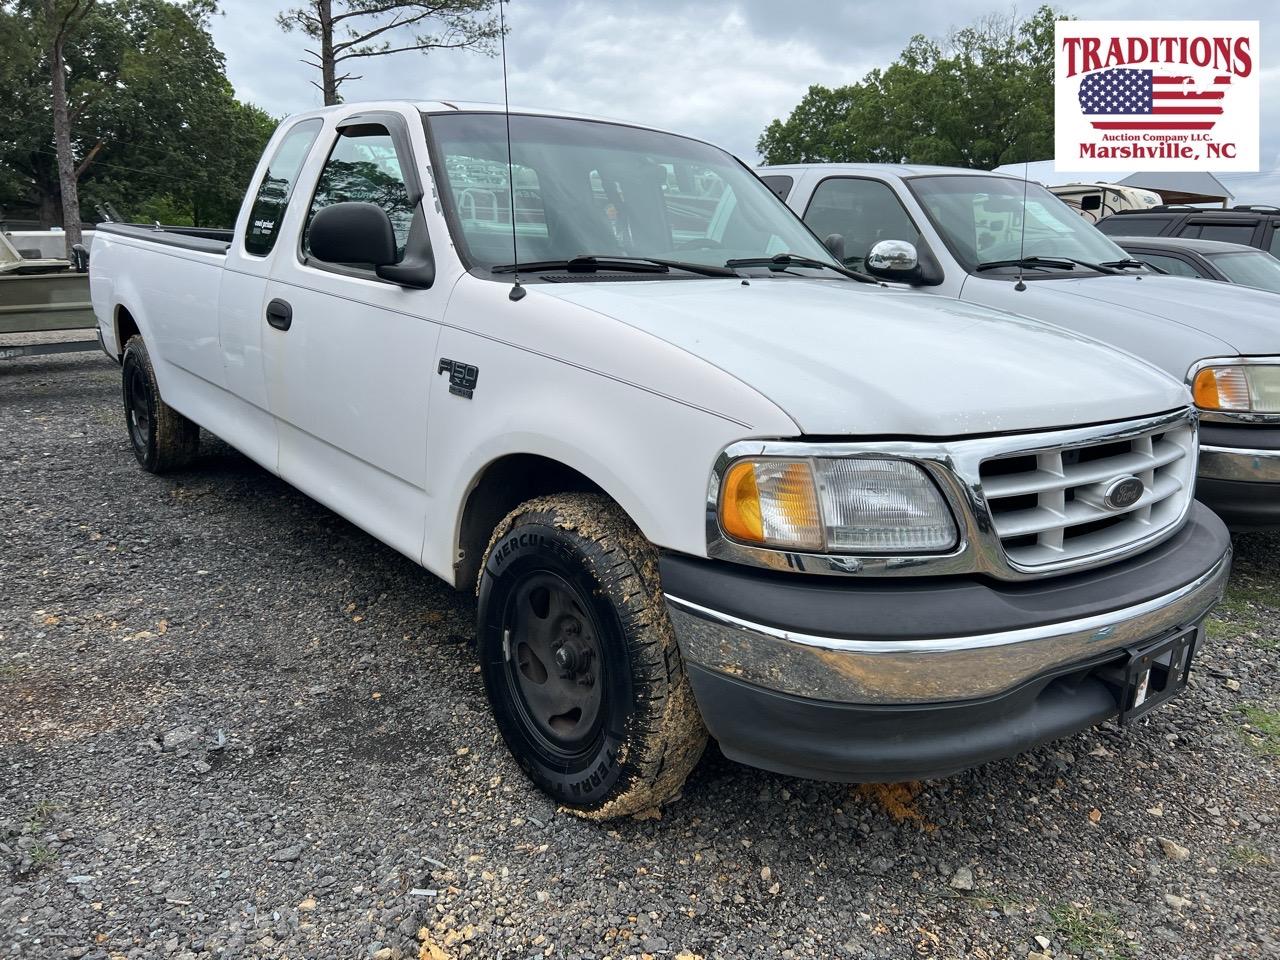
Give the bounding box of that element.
[476,493,707,819]
[121,335,200,473]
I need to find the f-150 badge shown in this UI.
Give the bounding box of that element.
[438,358,479,399]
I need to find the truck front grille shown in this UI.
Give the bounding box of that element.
[979,419,1197,568]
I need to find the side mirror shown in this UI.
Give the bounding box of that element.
[308,201,434,288]
[309,202,398,268]
[70,243,90,273]
[865,239,920,281]
[823,233,846,262]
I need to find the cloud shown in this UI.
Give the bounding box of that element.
[210,0,1278,173]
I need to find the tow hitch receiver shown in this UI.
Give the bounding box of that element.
[1100,627,1200,725]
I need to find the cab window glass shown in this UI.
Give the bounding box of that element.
[1136,253,1203,277]
[427,112,829,271]
[803,178,918,267]
[760,175,793,201]
[305,125,414,260]
[243,119,322,257]
[1097,216,1162,236]
[1269,229,1280,258]
[1196,223,1255,244]
[445,154,548,261]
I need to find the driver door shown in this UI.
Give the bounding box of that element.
[262,112,444,561]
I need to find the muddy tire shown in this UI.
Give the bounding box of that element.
[121,335,199,473]
[477,493,707,819]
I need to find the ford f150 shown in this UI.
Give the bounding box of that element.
[90,103,1231,817]
[762,164,1280,530]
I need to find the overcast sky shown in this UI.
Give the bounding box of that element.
[209,1,1278,197]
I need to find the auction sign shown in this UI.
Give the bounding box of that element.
[1055,21,1260,171]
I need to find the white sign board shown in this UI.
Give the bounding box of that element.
[1055,21,1260,172]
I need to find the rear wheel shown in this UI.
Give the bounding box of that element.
[121,335,199,473]
[477,493,707,819]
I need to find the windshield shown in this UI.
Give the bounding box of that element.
[425,112,837,273]
[1206,250,1280,294]
[910,175,1131,274]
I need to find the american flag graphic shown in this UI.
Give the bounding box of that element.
[1078,67,1229,131]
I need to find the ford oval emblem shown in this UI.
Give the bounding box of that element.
[1103,475,1145,510]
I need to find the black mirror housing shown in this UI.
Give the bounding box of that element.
[309,202,398,267]
[823,233,846,262]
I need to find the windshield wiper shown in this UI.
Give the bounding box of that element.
[490,255,738,278]
[976,255,1119,275]
[1098,258,1149,271]
[724,252,879,284]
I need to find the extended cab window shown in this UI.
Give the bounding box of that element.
[803,178,917,268]
[304,124,414,261]
[244,119,322,257]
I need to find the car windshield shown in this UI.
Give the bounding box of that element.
[424,112,837,274]
[910,175,1132,274]
[1205,250,1280,294]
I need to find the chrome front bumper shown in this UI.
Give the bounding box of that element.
[1199,445,1280,483]
[665,550,1231,706]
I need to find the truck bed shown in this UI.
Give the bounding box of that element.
[95,222,233,255]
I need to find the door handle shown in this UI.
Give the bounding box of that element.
[265,298,293,331]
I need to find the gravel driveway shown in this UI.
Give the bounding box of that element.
[2,345,1278,960]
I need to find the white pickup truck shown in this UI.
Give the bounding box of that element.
[761,164,1280,530]
[90,102,1231,818]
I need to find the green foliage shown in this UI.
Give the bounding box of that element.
[758,6,1064,169]
[0,0,278,227]
[1049,904,1136,959]
[1241,705,1280,758]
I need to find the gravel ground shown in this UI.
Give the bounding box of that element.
[2,343,1278,960]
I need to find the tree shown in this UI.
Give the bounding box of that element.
[758,6,1064,170]
[0,0,278,234]
[38,0,97,254]
[277,0,502,106]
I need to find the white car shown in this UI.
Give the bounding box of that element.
[762,163,1280,530]
[89,102,1230,817]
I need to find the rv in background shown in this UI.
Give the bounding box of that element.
[1050,183,1161,222]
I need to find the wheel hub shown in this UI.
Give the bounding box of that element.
[503,573,605,751]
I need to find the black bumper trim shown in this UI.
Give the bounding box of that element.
[689,661,1125,783]
[1196,478,1280,531]
[1200,422,1280,452]
[659,503,1229,643]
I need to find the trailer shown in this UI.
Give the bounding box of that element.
[0,230,97,360]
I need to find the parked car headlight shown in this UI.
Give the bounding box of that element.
[1191,363,1280,415]
[718,457,958,553]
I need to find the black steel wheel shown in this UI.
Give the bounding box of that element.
[502,572,606,756]
[477,493,707,819]
[120,335,200,473]
[124,357,153,453]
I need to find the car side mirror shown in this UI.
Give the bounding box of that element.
[864,238,945,286]
[823,233,846,262]
[866,239,919,279]
[309,202,399,268]
[308,201,434,289]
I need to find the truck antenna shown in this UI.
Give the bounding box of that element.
[499,0,524,302]
[1014,161,1029,292]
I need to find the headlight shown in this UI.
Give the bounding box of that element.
[718,457,957,553]
[1192,363,1280,414]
